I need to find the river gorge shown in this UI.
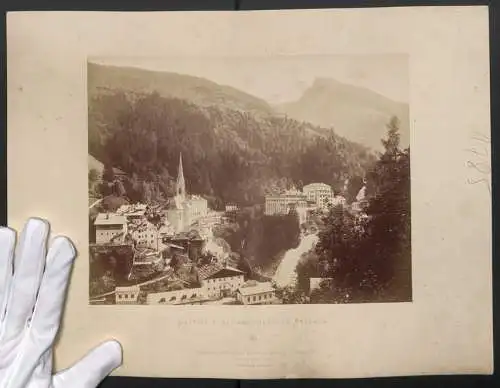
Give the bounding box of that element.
[273,233,319,288]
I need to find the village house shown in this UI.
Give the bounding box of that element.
[236,281,276,305]
[129,221,159,249]
[94,213,127,244]
[115,285,141,304]
[197,263,245,299]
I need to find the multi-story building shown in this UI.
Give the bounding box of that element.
[265,188,308,216]
[129,221,159,249]
[188,195,208,221]
[198,263,245,299]
[302,182,334,210]
[94,213,127,244]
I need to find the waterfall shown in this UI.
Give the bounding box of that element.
[202,228,230,262]
[273,233,319,288]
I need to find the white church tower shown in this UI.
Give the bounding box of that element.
[174,152,186,209]
[167,152,189,234]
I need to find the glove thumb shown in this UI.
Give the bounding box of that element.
[52,340,122,388]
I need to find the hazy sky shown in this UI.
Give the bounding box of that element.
[92,54,409,104]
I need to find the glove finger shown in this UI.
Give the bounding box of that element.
[53,340,123,388]
[0,227,16,322]
[0,236,75,388]
[28,236,76,343]
[2,218,49,341]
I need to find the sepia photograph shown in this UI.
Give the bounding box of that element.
[88,55,411,306]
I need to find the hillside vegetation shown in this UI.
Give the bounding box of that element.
[88,63,381,208]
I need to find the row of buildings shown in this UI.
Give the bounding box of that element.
[91,153,279,306]
[113,263,277,306]
[93,154,210,247]
[264,181,370,221]
[264,182,349,222]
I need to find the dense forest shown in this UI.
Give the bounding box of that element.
[88,91,376,208]
[292,118,411,303]
[213,207,301,275]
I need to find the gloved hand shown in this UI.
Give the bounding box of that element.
[0,218,122,388]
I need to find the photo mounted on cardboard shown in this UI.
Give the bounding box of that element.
[7,7,492,379]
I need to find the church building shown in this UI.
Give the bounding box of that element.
[166,153,209,234]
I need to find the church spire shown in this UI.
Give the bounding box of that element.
[176,152,186,202]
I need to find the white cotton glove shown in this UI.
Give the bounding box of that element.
[0,218,123,388]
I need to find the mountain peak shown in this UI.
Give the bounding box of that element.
[311,77,344,88]
[276,78,410,151]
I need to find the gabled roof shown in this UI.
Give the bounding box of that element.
[113,167,126,175]
[237,282,274,296]
[94,213,127,226]
[115,285,140,292]
[197,264,244,280]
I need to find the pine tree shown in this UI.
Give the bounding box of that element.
[364,116,411,301]
[314,204,365,299]
[311,116,411,303]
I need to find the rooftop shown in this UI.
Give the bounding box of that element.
[113,167,126,175]
[115,285,140,292]
[189,195,207,201]
[238,281,274,296]
[94,213,127,226]
[303,182,332,189]
[116,204,147,216]
[284,187,304,196]
[197,263,244,280]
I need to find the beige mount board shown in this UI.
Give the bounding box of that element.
[6,7,492,379]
